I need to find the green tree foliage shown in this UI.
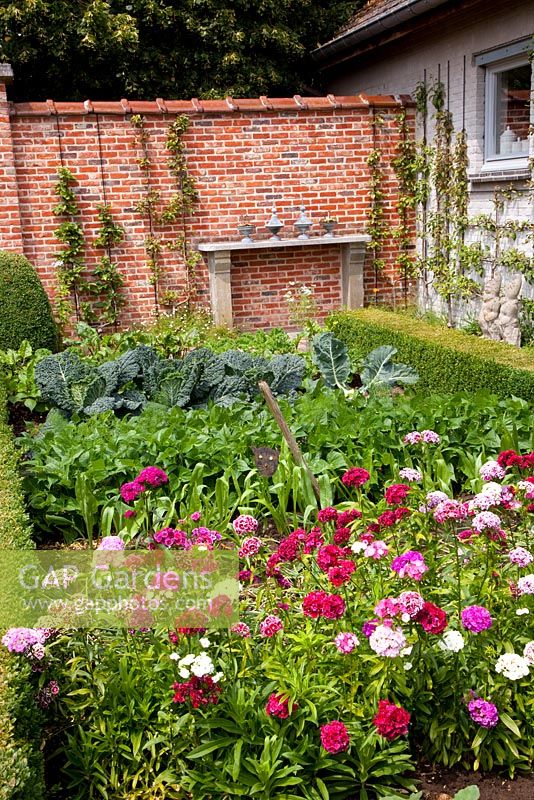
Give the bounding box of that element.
[0,0,355,101]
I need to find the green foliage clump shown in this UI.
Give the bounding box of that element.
[0,251,59,353]
[0,652,45,800]
[0,386,33,548]
[0,0,355,102]
[326,309,534,402]
[34,345,306,419]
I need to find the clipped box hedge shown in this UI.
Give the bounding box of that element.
[0,386,44,800]
[326,308,534,402]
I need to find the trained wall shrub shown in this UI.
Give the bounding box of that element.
[0,251,59,353]
[326,309,534,401]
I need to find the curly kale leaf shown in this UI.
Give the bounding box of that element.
[35,352,98,415]
[183,349,226,403]
[269,354,305,394]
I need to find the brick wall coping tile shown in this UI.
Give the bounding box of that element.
[9,93,413,116]
[198,233,371,252]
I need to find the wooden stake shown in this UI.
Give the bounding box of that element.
[257,380,321,503]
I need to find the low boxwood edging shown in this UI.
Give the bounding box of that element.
[0,385,44,800]
[326,308,534,401]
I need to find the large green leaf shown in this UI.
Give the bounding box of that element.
[311,332,351,389]
[360,346,419,391]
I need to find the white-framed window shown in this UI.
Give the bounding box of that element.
[475,39,532,170]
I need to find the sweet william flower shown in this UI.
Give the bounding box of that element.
[495,653,530,680]
[472,511,501,532]
[468,697,499,729]
[265,693,296,719]
[320,721,350,753]
[97,535,125,551]
[373,700,410,740]
[259,615,283,637]
[137,466,169,488]
[523,641,534,665]
[438,630,465,652]
[509,547,533,567]
[342,467,370,488]
[517,575,534,595]
[399,467,422,483]
[334,632,359,654]
[415,602,448,634]
[369,624,406,657]
[232,515,259,534]
[480,460,506,481]
[461,605,493,633]
[120,480,145,504]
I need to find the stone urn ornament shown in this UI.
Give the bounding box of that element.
[266,207,284,240]
[237,216,255,243]
[294,205,312,239]
[321,215,338,237]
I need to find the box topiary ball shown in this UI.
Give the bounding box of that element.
[0,250,59,352]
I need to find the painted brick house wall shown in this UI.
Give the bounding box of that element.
[0,70,414,330]
[319,0,534,319]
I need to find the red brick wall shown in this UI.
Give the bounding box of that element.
[0,87,415,330]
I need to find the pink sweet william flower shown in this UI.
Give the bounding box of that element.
[137,466,169,488]
[334,632,359,654]
[461,605,493,633]
[433,499,467,523]
[421,430,440,444]
[518,481,534,500]
[322,593,346,620]
[233,515,259,534]
[239,537,262,558]
[369,624,406,657]
[398,591,424,618]
[518,575,534,595]
[480,460,506,481]
[509,547,533,567]
[230,622,251,638]
[1,628,48,654]
[364,540,389,559]
[424,490,449,510]
[385,484,410,505]
[391,550,428,581]
[374,597,403,619]
[120,480,145,504]
[320,720,350,753]
[373,699,411,740]
[342,467,370,488]
[399,467,422,483]
[327,560,356,587]
[472,511,501,533]
[523,641,534,665]
[265,693,295,719]
[260,615,283,637]
[97,535,125,551]
[302,591,345,620]
[403,431,422,445]
[190,511,202,521]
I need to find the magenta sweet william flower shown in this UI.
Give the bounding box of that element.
[302,590,345,620]
[317,507,339,523]
[120,480,145,504]
[239,537,262,558]
[137,466,169,488]
[259,615,283,637]
[461,605,493,633]
[320,720,350,753]
[190,511,202,521]
[373,699,411,740]
[230,622,250,638]
[468,697,499,728]
[391,550,428,581]
[385,484,410,505]
[362,618,380,637]
[327,560,356,587]
[232,514,259,534]
[342,467,370,488]
[509,547,533,567]
[265,693,295,719]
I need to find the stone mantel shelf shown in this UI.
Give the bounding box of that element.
[197,234,370,328]
[197,234,371,253]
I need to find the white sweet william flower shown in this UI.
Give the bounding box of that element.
[495,653,530,680]
[438,630,465,652]
[169,652,180,661]
[180,654,195,666]
[190,653,215,678]
[212,672,224,683]
[199,637,211,649]
[523,642,534,666]
[350,541,367,554]
[516,608,530,616]
[179,668,190,679]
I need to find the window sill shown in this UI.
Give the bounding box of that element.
[470,167,531,185]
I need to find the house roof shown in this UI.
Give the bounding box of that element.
[313,0,453,63]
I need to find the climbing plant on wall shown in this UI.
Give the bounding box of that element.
[130,113,199,316]
[87,204,125,327]
[53,166,86,326]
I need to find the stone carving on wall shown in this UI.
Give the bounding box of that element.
[478,274,522,346]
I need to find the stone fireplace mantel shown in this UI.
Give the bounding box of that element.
[197,234,371,327]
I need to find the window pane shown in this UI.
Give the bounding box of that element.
[494,63,530,156]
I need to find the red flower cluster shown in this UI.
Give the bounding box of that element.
[269,528,325,576]
[316,545,356,587]
[342,467,370,488]
[317,507,361,545]
[497,450,534,471]
[376,507,411,528]
[373,700,411,740]
[384,484,411,506]
[172,676,221,708]
[302,590,346,620]
[414,601,448,634]
[265,692,297,719]
[320,720,350,753]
